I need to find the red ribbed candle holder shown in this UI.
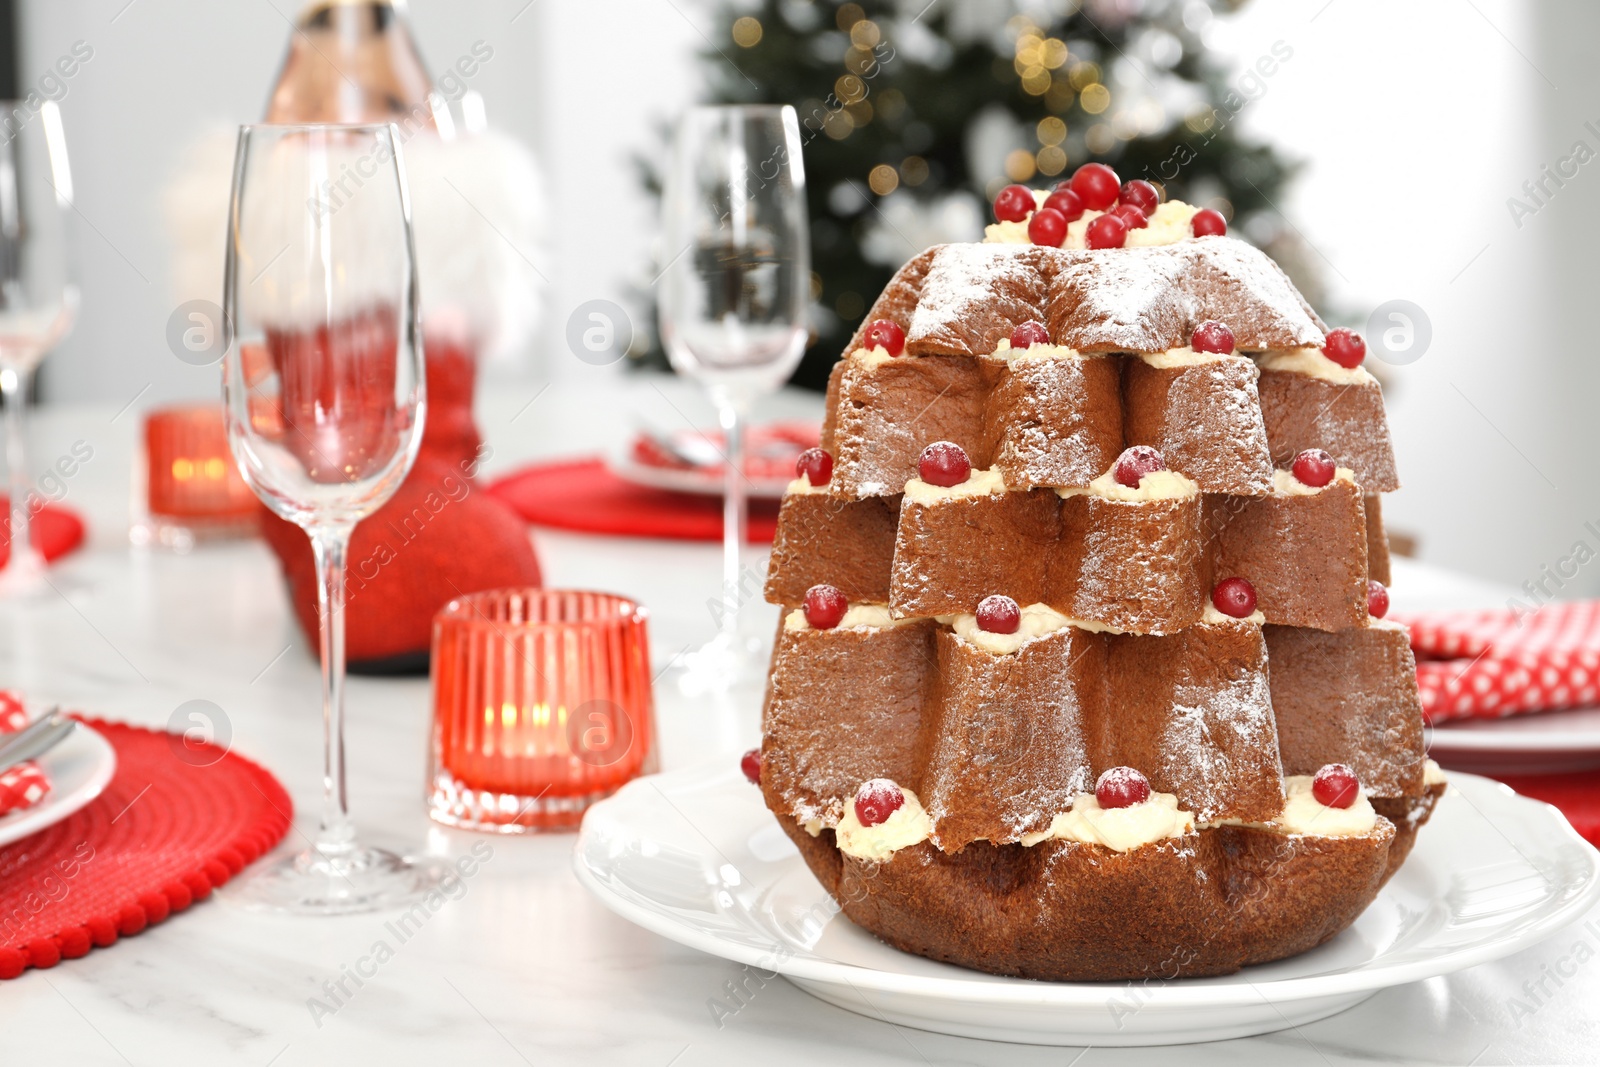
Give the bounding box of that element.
[428,589,658,832]
[132,405,262,549]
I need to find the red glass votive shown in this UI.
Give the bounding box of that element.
[134,405,261,548]
[428,589,659,832]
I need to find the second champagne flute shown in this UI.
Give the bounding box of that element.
[221,122,437,914]
[659,105,809,691]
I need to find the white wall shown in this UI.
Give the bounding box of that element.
[17,0,1600,592]
[1217,0,1600,595]
[20,0,700,407]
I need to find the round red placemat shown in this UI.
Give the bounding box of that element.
[0,718,293,979]
[488,457,780,543]
[0,497,85,568]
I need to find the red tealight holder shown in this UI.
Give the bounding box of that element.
[428,589,659,832]
[131,405,261,549]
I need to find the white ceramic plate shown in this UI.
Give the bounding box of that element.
[1428,706,1600,774]
[0,723,117,848]
[606,454,791,501]
[574,765,1600,1047]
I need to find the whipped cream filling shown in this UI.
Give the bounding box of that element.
[903,467,1007,505]
[851,345,897,368]
[1259,347,1377,386]
[990,338,1082,361]
[1423,759,1447,787]
[1201,603,1266,626]
[784,603,909,633]
[1275,775,1378,836]
[948,602,1073,654]
[1273,466,1356,497]
[1125,200,1201,247]
[1139,345,1230,369]
[1021,791,1196,852]
[785,475,829,496]
[1058,467,1200,503]
[834,784,932,861]
[982,195,1200,250]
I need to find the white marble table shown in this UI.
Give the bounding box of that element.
[1,376,1596,1065]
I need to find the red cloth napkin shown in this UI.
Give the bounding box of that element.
[0,496,85,568]
[489,458,781,543]
[1396,602,1600,723]
[0,693,50,818]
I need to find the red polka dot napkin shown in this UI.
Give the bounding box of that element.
[0,692,51,818]
[1396,601,1600,723]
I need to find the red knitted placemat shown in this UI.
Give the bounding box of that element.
[0,718,293,979]
[0,497,85,568]
[488,457,780,543]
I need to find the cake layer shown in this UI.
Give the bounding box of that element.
[760,619,939,828]
[763,492,901,606]
[823,346,1274,499]
[1258,367,1399,491]
[1364,493,1392,586]
[846,241,1326,359]
[1265,622,1427,798]
[1209,477,1371,631]
[768,478,1377,634]
[779,815,1399,981]
[762,617,1284,847]
[821,343,1393,501]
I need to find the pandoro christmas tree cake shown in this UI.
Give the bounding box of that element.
[741,164,1446,981]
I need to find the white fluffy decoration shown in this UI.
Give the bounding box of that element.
[164,125,544,360]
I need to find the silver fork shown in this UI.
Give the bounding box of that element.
[0,707,76,774]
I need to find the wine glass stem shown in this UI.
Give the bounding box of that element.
[309,522,357,858]
[1,365,37,574]
[717,394,749,646]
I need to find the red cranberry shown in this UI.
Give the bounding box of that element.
[1290,448,1336,488]
[993,184,1035,223]
[1211,577,1258,619]
[1312,763,1360,809]
[740,748,762,784]
[976,594,1021,634]
[1069,162,1121,211]
[1085,214,1128,249]
[918,441,971,487]
[863,319,905,357]
[1111,203,1149,230]
[1112,445,1166,488]
[1367,579,1390,620]
[1119,180,1160,217]
[1323,328,1367,369]
[1027,206,1068,247]
[854,779,905,827]
[1191,208,1227,237]
[1010,320,1050,350]
[796,447,833,487]
[1043,185,1085,222]
[803,584,848,629]
[1190,320,1235,355]
[1096,766,1152,809]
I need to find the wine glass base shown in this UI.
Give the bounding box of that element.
[0,548,49,600]
[222,844,447,916]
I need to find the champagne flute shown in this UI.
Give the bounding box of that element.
[659,106,809,691]
[0,101,76,595]
[221,122,437,914]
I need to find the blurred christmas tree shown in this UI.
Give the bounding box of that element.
[637,0,1310,391]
